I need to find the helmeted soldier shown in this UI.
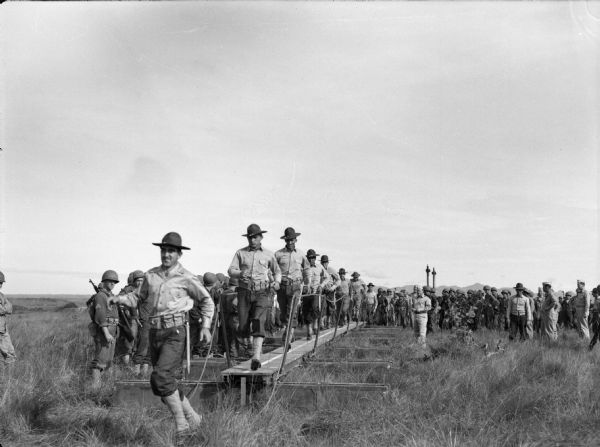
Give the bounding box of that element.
[588,286,600,350]
[89,270,120,388]
[112,232,214,441]
[0,271,16,365]
[128,270,149,376]
[115,271,143,366]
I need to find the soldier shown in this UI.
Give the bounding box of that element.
[349,272,367,322]
[559,291,573,329]
[424,287,437,334]
[364,283,377,325]
[397,290,412,328]
[533,288,543,334]
[540,282,559,341]
[0,271,16,365]
[89,270,120,389]
[193,272,221,358]
[497,289,509,331]
[412,286,431,346]
[132,269,152,377]
[335,268,351,327]
[506,283,532,341]
[319,255,340,329]
[573,280,590,340]
[483,286,499,330]
[228,224,281,370]
[274,227,309,349]
[111,232,214,440]
[221,277,241,358]
[303,249,327,340]
[115,271,142,366]
[588,287,600,350]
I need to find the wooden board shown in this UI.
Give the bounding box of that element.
[221,321,360,382]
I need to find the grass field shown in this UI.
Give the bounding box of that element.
[1,311,599,447]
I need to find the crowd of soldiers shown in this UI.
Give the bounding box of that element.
[2,225,599,445]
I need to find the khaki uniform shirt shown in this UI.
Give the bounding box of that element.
[117,263,215,329]
[0,292,13,334]
[228,246,282,290]
[274,247,309,283]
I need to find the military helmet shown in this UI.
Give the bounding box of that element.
[229,277,239,287]
[0,271,5,283]
[127,272,134,285]
[132,270,144,281]
[203,272,218,287]
[101,270,119,283]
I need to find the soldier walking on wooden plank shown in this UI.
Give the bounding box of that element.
[274,227,309,350]
[319,254,340,329]
[228,224,281,371]
[336,268,351,326]
[303,249,326,340]
[0,271,16,365]
[111,232,214,442]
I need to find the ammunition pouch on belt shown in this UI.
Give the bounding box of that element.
[148,312,187,330]
[281,277,302,294]
[239,280,271,293]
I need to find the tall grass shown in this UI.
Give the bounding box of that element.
[2,310,599,446]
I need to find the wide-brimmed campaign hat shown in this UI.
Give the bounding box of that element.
[152,232,190,250]
[306,249,319,258]
[367,282,374,287]
[321,255,329,263]
[351,272,360,278]
[243,223,267,238]
[281,227,301,240]
[339,268,346,275]
[514,282,525,291]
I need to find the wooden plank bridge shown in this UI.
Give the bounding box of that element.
[114,322,402,410]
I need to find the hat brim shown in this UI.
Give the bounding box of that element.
[280,232,301,240]
[243,231,267,237]
[152,242,190,250]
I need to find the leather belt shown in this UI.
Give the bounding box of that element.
[149,312,186,330]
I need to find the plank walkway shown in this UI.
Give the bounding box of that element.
[221,321,360,383]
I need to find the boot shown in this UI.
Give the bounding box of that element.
[133,363,141,375]
[91,369,101,390]
[181,396,202,429]
[251,337,264,370]
[163,391,190,434]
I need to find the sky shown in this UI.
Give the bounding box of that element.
[0,2,598,294]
